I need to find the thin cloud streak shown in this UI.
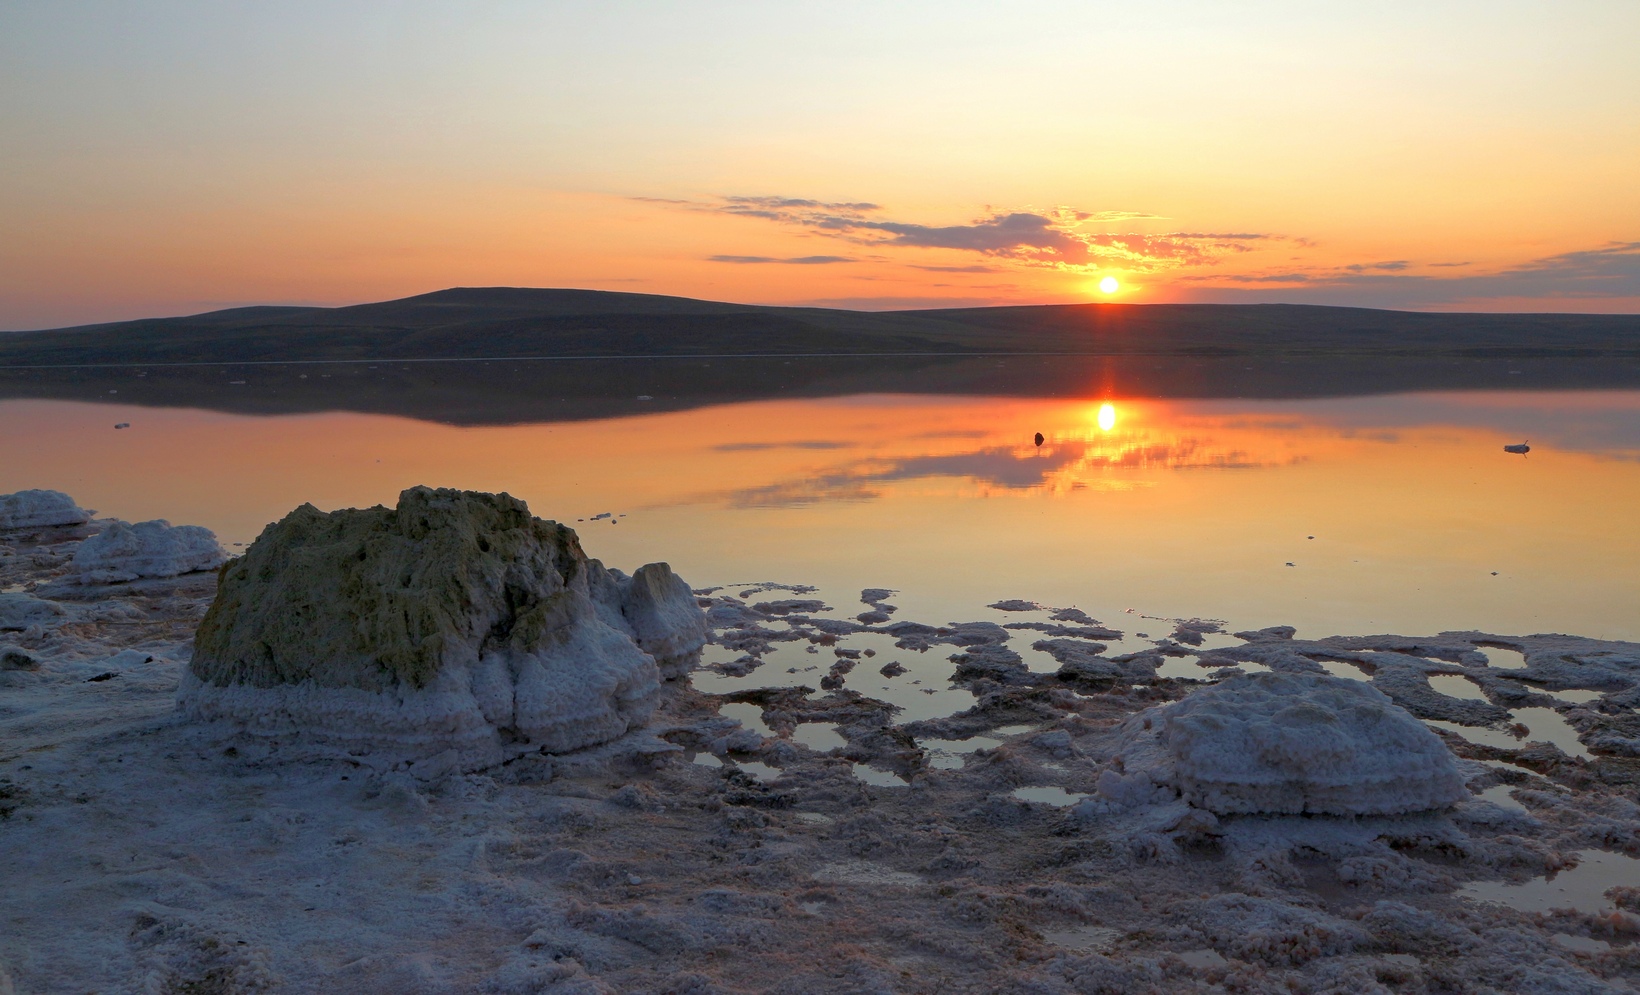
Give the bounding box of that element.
[1184,241,1640,308]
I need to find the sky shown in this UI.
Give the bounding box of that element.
[2,0,1638,329]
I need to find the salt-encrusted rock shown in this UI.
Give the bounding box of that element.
[71,519,228,584]
[178,486,708,770]
[0,592,68,631]
[587,562,709,679]
[0,489,93,529]
[1100,672,1465,816]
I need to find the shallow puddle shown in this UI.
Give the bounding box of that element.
[734,761,782,783]
[791,723,846,751]
[1482,647,1530,670]
[1474,784,1528,813]
[1011,786,1088,807]
[1552,933,1613,954]
[1428,674,1488,701]
[1510,706,1591,759]
[1548,688,1604,704]
[1176,949,1228,969]
[718,702,774,738]
[1461,850,1640,914]
[850,765,909,788]
[1041,925,1120,953]
[920,736,1003,770]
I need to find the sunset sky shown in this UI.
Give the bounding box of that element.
[3,1,1638,329]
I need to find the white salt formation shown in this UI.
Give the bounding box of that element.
[0,488,92,529]
[1101,672,1466,815]
[178,486,708,770]
[71,519,228,584]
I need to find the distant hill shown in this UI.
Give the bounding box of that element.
[3,287,1638,366]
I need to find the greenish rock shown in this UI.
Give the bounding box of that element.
[180,486,707,769]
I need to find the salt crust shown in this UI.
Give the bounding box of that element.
[0,488,92,529]
[1101,672,1467,815]
[178,487,707,770]
[70,519,228,584]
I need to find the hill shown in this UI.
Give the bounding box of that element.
[4,287,1639,367]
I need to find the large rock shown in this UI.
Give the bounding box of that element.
[0,489,92,529]
[72,519,228,584]
[178,486,708,770]
[1098,672,1466,816]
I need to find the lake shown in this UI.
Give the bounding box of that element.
[3,377,1635,642]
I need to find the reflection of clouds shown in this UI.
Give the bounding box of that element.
[713,440,851,452]
[713,437,1292,509]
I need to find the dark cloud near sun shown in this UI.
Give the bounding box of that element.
[649,193,1272,272]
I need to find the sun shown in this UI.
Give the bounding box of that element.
[1097,402,1116,431]
[1098,276,1119,295]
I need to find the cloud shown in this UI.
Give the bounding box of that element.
[1184,241,1640,308]
[646,194,1274,272]
[708,254,855,265]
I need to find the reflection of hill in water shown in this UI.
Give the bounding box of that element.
[5,353,1640,427]
[2,287,1638,424]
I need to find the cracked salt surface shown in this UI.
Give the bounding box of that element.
[15,507,1640,994]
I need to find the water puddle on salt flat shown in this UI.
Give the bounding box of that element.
[1553,933,1613,954]
[1041,925,1120,953]
[1427,706,1589,759]
[1462,850,1640,915]
[1011,786,1089,807]
[1176,949,1228,969]
[717,702,774,738]
[791,723,846,751]
[691,753,722,768]
[1548,688,1604,704]
[735,761,783,783]
[1428,674,1488,701]
[921,736,1002,769]
[851,765,910,788]
[1475,784,1528,813]
[1482,647,1530,670]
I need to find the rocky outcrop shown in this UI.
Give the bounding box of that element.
[72,520,228,584]
[1099,672,1466,816]
[178,486,708,770]
[0,489,92,529]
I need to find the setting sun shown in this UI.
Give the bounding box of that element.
[1098,276,1119,295]
[1097,402,1116,431]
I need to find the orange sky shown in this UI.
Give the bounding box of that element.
[2,2,1638,328]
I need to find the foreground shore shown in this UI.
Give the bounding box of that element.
[5,517,1640,994]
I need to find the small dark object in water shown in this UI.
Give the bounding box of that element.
[114,422,130,430]
[85,672,117,683]
[1033,432,1044,447]
[1504,442,1530,455]
[1285,562,1295,567]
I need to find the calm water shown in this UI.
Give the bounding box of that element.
[2,388,1637,641]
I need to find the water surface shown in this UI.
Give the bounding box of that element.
[2,388,1636,639]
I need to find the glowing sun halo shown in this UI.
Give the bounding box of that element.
[1097,403,1116,431]
[1098,276,1119,295]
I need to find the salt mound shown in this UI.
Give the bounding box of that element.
[0,489,92,529]
[72,519,228,584]
[178,486,708,770]
[1101,672,1465,816]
